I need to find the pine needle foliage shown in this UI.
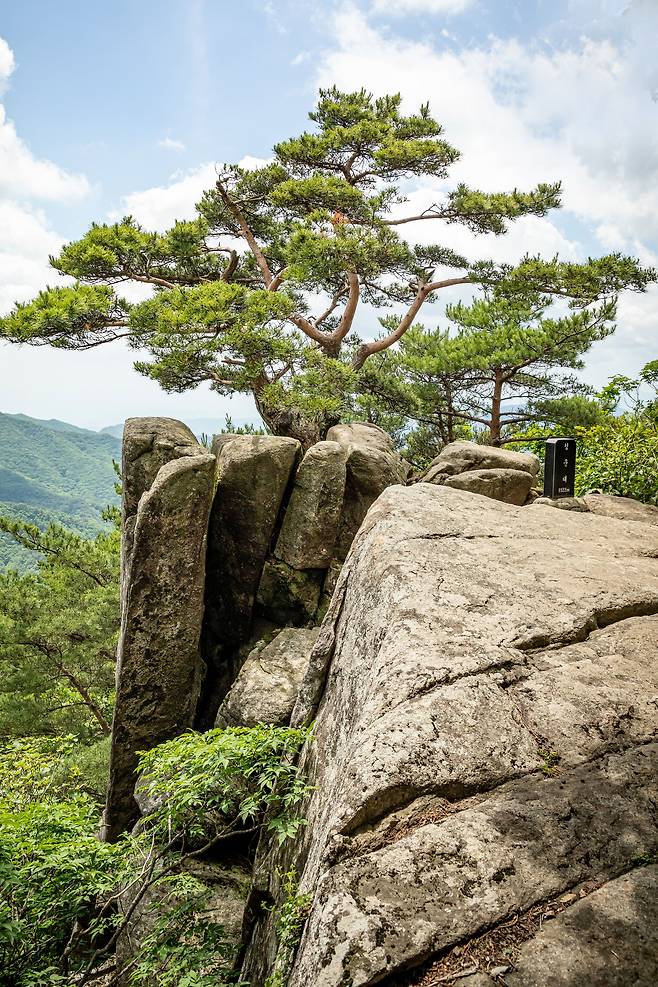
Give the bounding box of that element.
[1,88,653,444]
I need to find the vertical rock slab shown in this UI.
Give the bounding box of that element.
[200,435,300,711]
[121,417,202,555]
[326,422,409,561]
[119,417,202,629]
[103,452,215,841]
[274,440,347,569]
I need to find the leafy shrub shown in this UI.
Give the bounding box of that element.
[575,413,658,504]
[0,725,312,986]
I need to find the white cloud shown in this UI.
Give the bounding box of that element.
[0,36,15,89]
[315,4,658,383]
[371,0,473,14]
[0,35,89,201]
[0,105,90,201]
[158,137,186,152]
[0,35,92,319]
[110,156,271,231]
[0,202,65,314]
[319,5,658,243]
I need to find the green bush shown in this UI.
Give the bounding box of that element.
[575,413,658,504]
[0,725,312,986]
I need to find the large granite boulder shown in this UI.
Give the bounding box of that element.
[103,452,216,841]
[215,627,319,728]
[327,422,409,561]
[245,484,658,986]
[424,440,540,485]
[487,865,658,987]
[256,559,324,626]
[274,441,347,569]
[443,467,533,505]
[201,435,300,711]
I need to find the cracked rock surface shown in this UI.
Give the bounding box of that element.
[279,484,658,987]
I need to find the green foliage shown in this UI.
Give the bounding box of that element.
[508,362,658,505]
[264,870,313,987]
[137,724,312,847]
[575,413,658,504]
[128,870,242,987]
[0,725,312,986]
[0,514,119,740]
[3,88,650,441]
[393,291,616,445]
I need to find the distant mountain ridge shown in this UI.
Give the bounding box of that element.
[0,413,121,570]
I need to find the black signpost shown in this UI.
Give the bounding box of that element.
[543,437,577,499]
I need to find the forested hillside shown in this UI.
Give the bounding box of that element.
[0,414,120,569]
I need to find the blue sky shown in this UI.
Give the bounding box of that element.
[0,0,656,429]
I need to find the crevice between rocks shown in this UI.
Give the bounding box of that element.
[508,597,658,654]
[381,858,658,987]
[332,735,658,862]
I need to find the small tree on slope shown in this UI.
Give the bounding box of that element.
[395,290,618,446]
[1,88,653,444]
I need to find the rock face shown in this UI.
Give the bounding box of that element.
[119,417,202,613]
[535,492,658,527]
[104,450,216,842]
[260,484,658,987]
[443,466,533,505]
[201,435,300,708]
[117,857,252,976]
[215,627,319,728]
[424,440,540,484]
[463,865,658,987]
[327,422,409,561]
[274,441,346,569]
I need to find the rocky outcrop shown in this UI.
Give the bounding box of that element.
[443,466,533,505]
[204,435,301,651]
[103,449,216,842]
[216,628,319,728]
[274,441,346,569]
[424,440,540,484]
[119,417,202,613]
[327,422,409,561]
[458,865,658,987]
[422,441,539,505]
[117,856,252,976]
[535,492,658,526]
[249,483,658,987]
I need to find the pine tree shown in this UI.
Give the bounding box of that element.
[0,515,119,739]
[396,290,618,445]
[1,89,653,444]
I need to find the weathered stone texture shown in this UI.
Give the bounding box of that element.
[533,493,658,526]
[497,865,658,987]
[274,440,347,569]
[216,627,319,728]
[117,857,251,976]
[256,559,324,625]
[104,452,216,841]
[277,484,658,987]
[202,435,300,684]
[119,417,202,608]
[424,440,540,484]
[443,466,533,505]
[327,421,409,561]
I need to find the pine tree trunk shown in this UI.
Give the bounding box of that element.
[490,372,503,446]
[255,397,340,450]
